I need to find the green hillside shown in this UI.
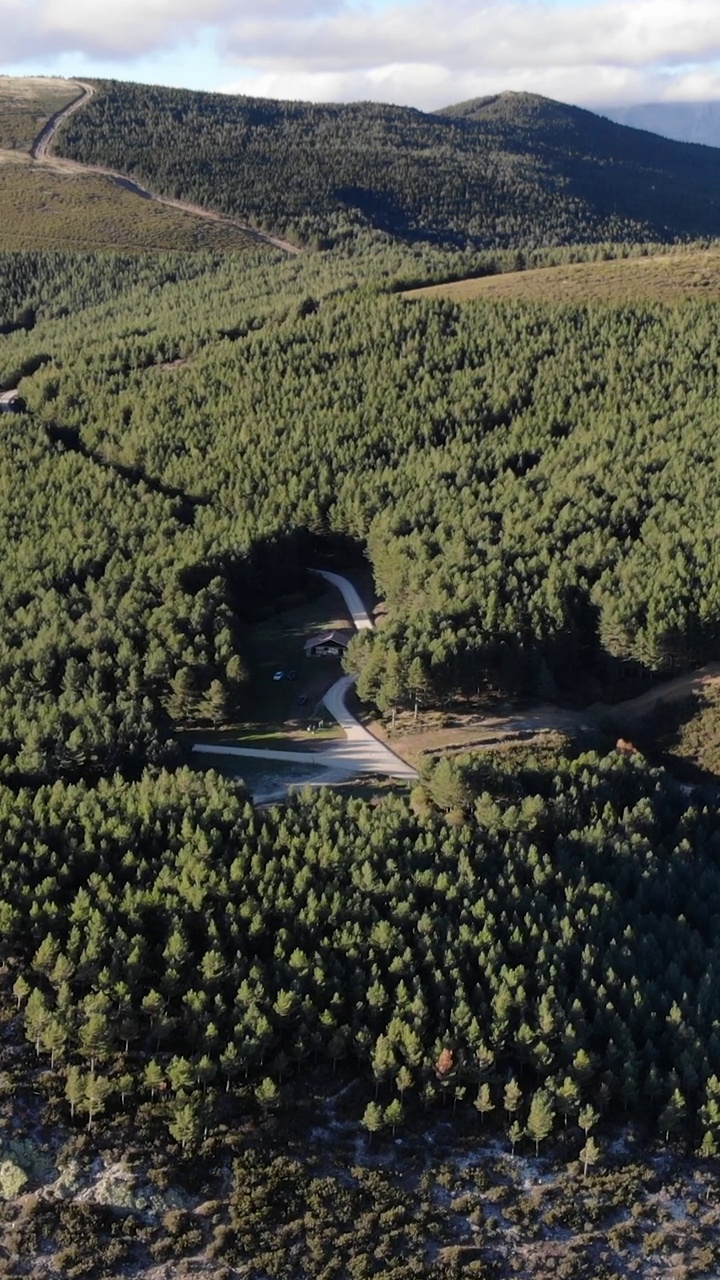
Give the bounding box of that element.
[4,240,720,760]
[5,74,720,1276]
[55,81,720,249]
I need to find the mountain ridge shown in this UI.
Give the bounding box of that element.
[51,79,720,249]
[602,99,720,149]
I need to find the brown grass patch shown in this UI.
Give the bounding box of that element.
[0,77,80,151]
[403,249,720,306]
[0,154,260,253]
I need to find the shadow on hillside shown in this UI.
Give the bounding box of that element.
[626,691,720,790]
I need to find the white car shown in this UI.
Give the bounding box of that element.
[272,670,285,681]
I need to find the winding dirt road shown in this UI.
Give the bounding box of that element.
[30,82,96,160]
[28,81,302,256]
[196,571,720,797]
[193,570,418,787]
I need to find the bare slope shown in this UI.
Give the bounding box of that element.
[0,151,263,253]
[0,76,79,151]
[403,246,720,304]
[0,77,266,254]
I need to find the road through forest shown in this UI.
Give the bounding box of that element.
[28,82,302,256]
[27,89,720,789]
[195,563,720,797]
[193,571,419,787]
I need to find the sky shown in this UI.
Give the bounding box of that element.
[1,0,720,111]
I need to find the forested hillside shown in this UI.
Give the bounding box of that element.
[3,242,720,743]
[54,81,720,248]
[4,70,720,1274]
[6,747,720,1275]
[8,749,720,1157]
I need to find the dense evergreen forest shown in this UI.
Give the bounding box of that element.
[54,82,720,248]
[3,74,720,1271]
[2,238,720,757]
[8,749,720,1158]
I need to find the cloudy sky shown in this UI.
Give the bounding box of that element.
[1,0,719,110]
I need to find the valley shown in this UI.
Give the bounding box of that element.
[1,74,720,1279]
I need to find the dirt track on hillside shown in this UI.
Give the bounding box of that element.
[29,82,302,256]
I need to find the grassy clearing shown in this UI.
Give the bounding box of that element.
[366,704,587,769]
[192,586,355,749]
[0,154,260,253]
[239,587,351,738]
[403,247,720,306]
[0,77,80,151]
[187,751,329,797]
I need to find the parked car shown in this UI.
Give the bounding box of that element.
[287,670,298,681]
[297,694,308,706]
[273,670,284,681]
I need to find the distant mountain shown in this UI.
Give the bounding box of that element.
[601,101,720,149]
[54,82,720,250]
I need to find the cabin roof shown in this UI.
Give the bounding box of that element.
[303,631,351,651]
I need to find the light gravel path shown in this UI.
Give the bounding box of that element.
[312,569,374,631]
[193,570,418,785]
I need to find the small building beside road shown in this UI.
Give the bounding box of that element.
[304,631,351,658]
[0,391,24,414]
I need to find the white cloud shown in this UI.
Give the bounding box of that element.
[2,0,720,108]
[222,1,720,75]
[219,0,720,106]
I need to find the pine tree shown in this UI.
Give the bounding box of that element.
[580,1135,600,1178]
[699,1131,718,1159]
[168,1101,202,1152]
[167,667,198,721]
[220,1042,241,1092]
[555,1076,580,1127]
[12,976,30,1010]
[504,1077,522,1121]
[144,1059,165,1099]
[41,1017,67,1070]
[508,1120,523,1156]
[65,1065,85,1120]
[396,1065,413,1099]
[83,1074,111,1131]
[362,1101,385,1141]
[527,1089,554,1156]
[167,1056,195,1094]
[255,1077,280,1117]
[201,679,228,725]
[578,1103,599,1137]
[385,1098,404,1137]
[659,1088,686,1143]
[474,1082,495,1125]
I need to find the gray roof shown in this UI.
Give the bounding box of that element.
[304,630,350,651]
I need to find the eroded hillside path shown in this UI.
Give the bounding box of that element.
[29,81,302,255]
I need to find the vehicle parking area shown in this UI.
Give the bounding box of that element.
[237,587,352,743]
